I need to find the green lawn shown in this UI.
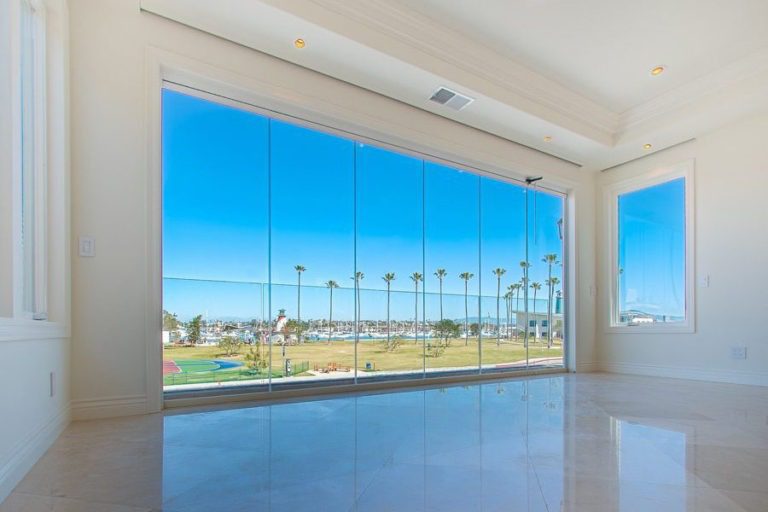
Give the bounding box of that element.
[163,338,562,387]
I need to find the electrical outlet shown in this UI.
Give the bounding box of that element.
[49,372,55,397]
[730,346,747,360]
[699,275,710,288]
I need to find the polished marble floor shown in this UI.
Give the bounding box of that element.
[2,373,768,511]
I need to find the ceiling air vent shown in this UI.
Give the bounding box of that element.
[429,87,474,111]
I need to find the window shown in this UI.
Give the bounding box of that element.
[607,161,694,332]
[3,0,48,322]
[161,85,567,393]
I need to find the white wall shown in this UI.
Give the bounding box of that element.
[0,0,71,502]
[0,338,71,501]
[596,111,768,385]
[68,0,597,417]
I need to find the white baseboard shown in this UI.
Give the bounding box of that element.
[575,362,599,373]
[0,404,70,504]
[598,361,768,387]
[71,395,148,421]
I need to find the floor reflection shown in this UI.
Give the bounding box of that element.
[4,374,768,512]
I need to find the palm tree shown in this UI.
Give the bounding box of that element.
[511,282,522,341]
[459,272,474,346]
[325,280,339,345]
[294,265,306,343]
[434,268,447,321]
[504,289,512,339]
[382,273,396,350]
[410,272,423,344]
[492,268,506,346]
[351,272,364,342]
[519,261,531,347]
[530,281,542,342]
[542,254,561,349]
[545,276,560,348]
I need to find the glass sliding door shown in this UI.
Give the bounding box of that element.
[424,163,480,375]
[525,189,565,368]
[270,119,356,387]
[479,178,527,372]
[162,85,567,394]
[355,144,424,382]
[162,89,269,391]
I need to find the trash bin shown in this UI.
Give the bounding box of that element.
[285,358,292,376]
[365,362,372,370]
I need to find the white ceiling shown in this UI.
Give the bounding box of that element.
[140,0,768,171]
[399,0,768,113]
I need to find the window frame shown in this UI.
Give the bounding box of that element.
[605,160,695,334]
[16,0,48,320]
[0,0,63,341]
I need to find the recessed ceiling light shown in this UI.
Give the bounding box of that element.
[650,66,665,76]
[294,38,306,49]
[543,136,553,143]
[643,143,653,150]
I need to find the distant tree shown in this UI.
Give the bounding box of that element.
[511,283,522,341]
[186,315,202,345]
[410,272,423,344]
[382,273,396,351]
[218,335,243,357]
[542,254,560,349]
[163,310,180,332]
[325,280,339,345]
[244,343,268,374]
[504,289,512,340]
[469,322,480,337]
[519,261,531,347]
[434,268,447,321]
[459,272,474,346]
[294,265,306,343]
[430,319,460,357]
[530,282,542,342]
[492,268,507,346]
[352,272,364,339]
[545,276,560,348]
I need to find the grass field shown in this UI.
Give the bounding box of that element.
[163,338,563,387]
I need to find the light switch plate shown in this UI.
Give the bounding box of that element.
[79,236,95,257]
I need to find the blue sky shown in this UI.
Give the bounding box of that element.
[162,89,565,321]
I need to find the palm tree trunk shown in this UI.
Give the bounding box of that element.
[386,284,391,351]
[547,263,552,349]
[505,296,510,340]
[328,287,333,345]
[297,274,302,344]
[439,281,443,322]
[414,282,418,345]
[496,278,501,347]
[464,281,469,347]
[533,289,538,343]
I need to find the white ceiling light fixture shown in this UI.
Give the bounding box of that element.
[429,86,475,111]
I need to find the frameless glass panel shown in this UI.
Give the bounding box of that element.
[161,89,269,390]
[356,144,424,381]
[270,119,355,388]
[480,178,528,371]
[527,188,565,367]
[162,277,266,389]
[424,163,480,375]
[618,178,686,324]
